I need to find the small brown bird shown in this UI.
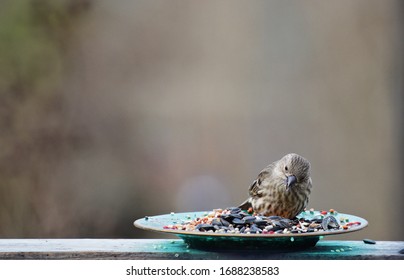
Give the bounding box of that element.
[239,153,312,219]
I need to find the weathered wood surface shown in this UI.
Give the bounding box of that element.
[0,239,403,260]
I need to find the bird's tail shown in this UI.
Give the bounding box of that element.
[238,198,252,211]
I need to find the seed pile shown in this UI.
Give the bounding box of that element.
[163,207,362,235]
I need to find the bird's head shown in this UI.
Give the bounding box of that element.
[280,153,311,191]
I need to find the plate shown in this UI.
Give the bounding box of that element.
[134,210,368,250]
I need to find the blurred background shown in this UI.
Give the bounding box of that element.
[0,0,403,241]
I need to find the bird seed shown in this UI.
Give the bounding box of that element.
[163,207,362,235]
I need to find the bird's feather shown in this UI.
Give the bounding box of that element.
[239,154,312,219]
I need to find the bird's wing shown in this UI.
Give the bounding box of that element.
[248,164,273,197]
[248,179,262,197]
[239,162,276,210]
[238,176,266,210]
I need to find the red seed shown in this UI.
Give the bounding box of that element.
[346,221,361,226]
[321,211,328,215]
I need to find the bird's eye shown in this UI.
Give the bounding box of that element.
[285,166,288,171]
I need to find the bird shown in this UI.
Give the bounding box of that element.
[239,153,312,219]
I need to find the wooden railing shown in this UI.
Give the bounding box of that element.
[0,239,403,259]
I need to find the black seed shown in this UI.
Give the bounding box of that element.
[211,219,222,226]
[227,207,241,213]
[271,226,282,232]
[275,229,284,234]
[322,216,339,230]
[239,211,249,217]
[250,225,262,233]
[273,219,292,229]
[196,224,215,231]
[269,216,282,220]
[363,239,376,245]
[221,214,233,222]
[398,248,404,254]
[307,228,315,233]
[232,218,245,225]
[243,216,256,224]
[311,215,324,224]
[254,220,268,226]
[220,218,230,227]
[229,213,243,219]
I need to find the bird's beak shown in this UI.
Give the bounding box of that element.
[286,175,297,190]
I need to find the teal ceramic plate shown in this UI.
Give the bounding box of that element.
[134,211,368,250]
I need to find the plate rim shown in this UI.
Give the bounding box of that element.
[134,210,368,239]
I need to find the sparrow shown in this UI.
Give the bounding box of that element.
[239,153,312,219]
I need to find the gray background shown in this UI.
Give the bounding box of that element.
[0,0,403,241]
